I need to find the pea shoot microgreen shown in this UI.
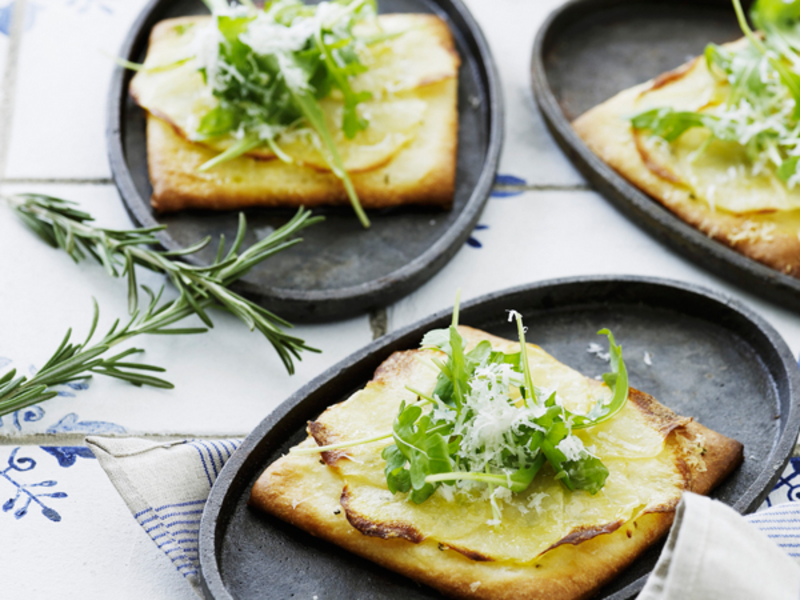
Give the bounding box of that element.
[632,0,800,185]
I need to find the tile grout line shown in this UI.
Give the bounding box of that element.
[0,0,27,184]
[2,177,115,185]
[1,180,593,191]
[369,308,388,340]
[0,432,251,446]
[494,183,593,192]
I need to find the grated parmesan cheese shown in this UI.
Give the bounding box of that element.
[556,435,588,462]
[727,220,777,244]
[587,342,610,362]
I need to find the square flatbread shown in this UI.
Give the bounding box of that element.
[573,42,800,277]
[130,14,460,213]
[250,326,743,600]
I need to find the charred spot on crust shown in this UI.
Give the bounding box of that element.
[308,421,345,466]
[543,520,624,554]
[340,486,425,543]
[674,456,693,491]
[629,389,691,437]
[642,58,698,94]
[437,542,494,562]
[372,350,419,383]
[632,132,684,184]
[642,496,680,516]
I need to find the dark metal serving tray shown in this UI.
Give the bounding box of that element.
[108,0,502,322]
[198,275,800,600]
[531,0,800,313]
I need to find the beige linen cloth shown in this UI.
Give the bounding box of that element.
[638,491,800,600]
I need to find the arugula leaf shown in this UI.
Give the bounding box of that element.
[196,103,240,139]
[420,328,451,354]
[388,402,453,504]
[733,0,800,119]
[752,0,800,54]
[705,42,767,105]
[380,303,629,513]
[190,0,376,227]
[382,443,411,494]
[631,108,725,142]
[572,329,629,429]
[779,155,800,180]
[563,456,609,495]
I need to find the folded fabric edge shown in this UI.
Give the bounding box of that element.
[86,435,243,598]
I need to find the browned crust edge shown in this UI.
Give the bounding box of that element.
[134,14,459,214]
[340,485,426,544]
[249,337,745,600]
[573,55,800,279]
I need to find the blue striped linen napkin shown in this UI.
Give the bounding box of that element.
[87,435,800,599]
[86,436,242,596]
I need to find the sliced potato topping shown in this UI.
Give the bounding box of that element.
[130,14,458,173]
[634,48,800,214]
[309,328,689,565]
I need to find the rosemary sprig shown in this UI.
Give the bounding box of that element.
[2,193,324,374]
[0,293,197,418]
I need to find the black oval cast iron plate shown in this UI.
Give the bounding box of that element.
[198,275,800,600]
[108,0,502,322]
[531,0,800,314]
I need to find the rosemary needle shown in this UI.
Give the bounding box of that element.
[0,295,188,418]
[2,192,324,377]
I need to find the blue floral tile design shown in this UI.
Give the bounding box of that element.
[0,2,15,35]
[40,446,96,468]
[466,224,489,249]
[492,174,527,198]
[65,0,114,15]
[40,413,127,467]
[1,447,67,521]
[46,413,126,435]
[2,405,45,431]
[763,457,800,508]
[0,1,37,36]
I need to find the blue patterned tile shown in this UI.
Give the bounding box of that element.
[0,447,67,521]
[492,174,527,198]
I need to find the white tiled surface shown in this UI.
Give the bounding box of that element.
[0,445,196,600]
[0,184,373,436]
[387,191,800,357]
[0,6,8,82]
[461,0,585,186]
[1,0,799,598]
[5,0,150,179]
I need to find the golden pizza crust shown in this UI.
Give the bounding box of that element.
[132,14,459,213]
[573,52,800,278]
[249,326,743,600]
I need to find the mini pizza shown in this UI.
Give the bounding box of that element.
[249,317,743,600]
[128,2,460,220]
[573,0,800,277]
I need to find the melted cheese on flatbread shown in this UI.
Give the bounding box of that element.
[130,14,458,173]
[630,40,800,214]
[251,327,744,600]
[305,327,690,565]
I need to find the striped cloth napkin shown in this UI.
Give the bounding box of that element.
[86,435,800,599]
[86,436,242,596]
